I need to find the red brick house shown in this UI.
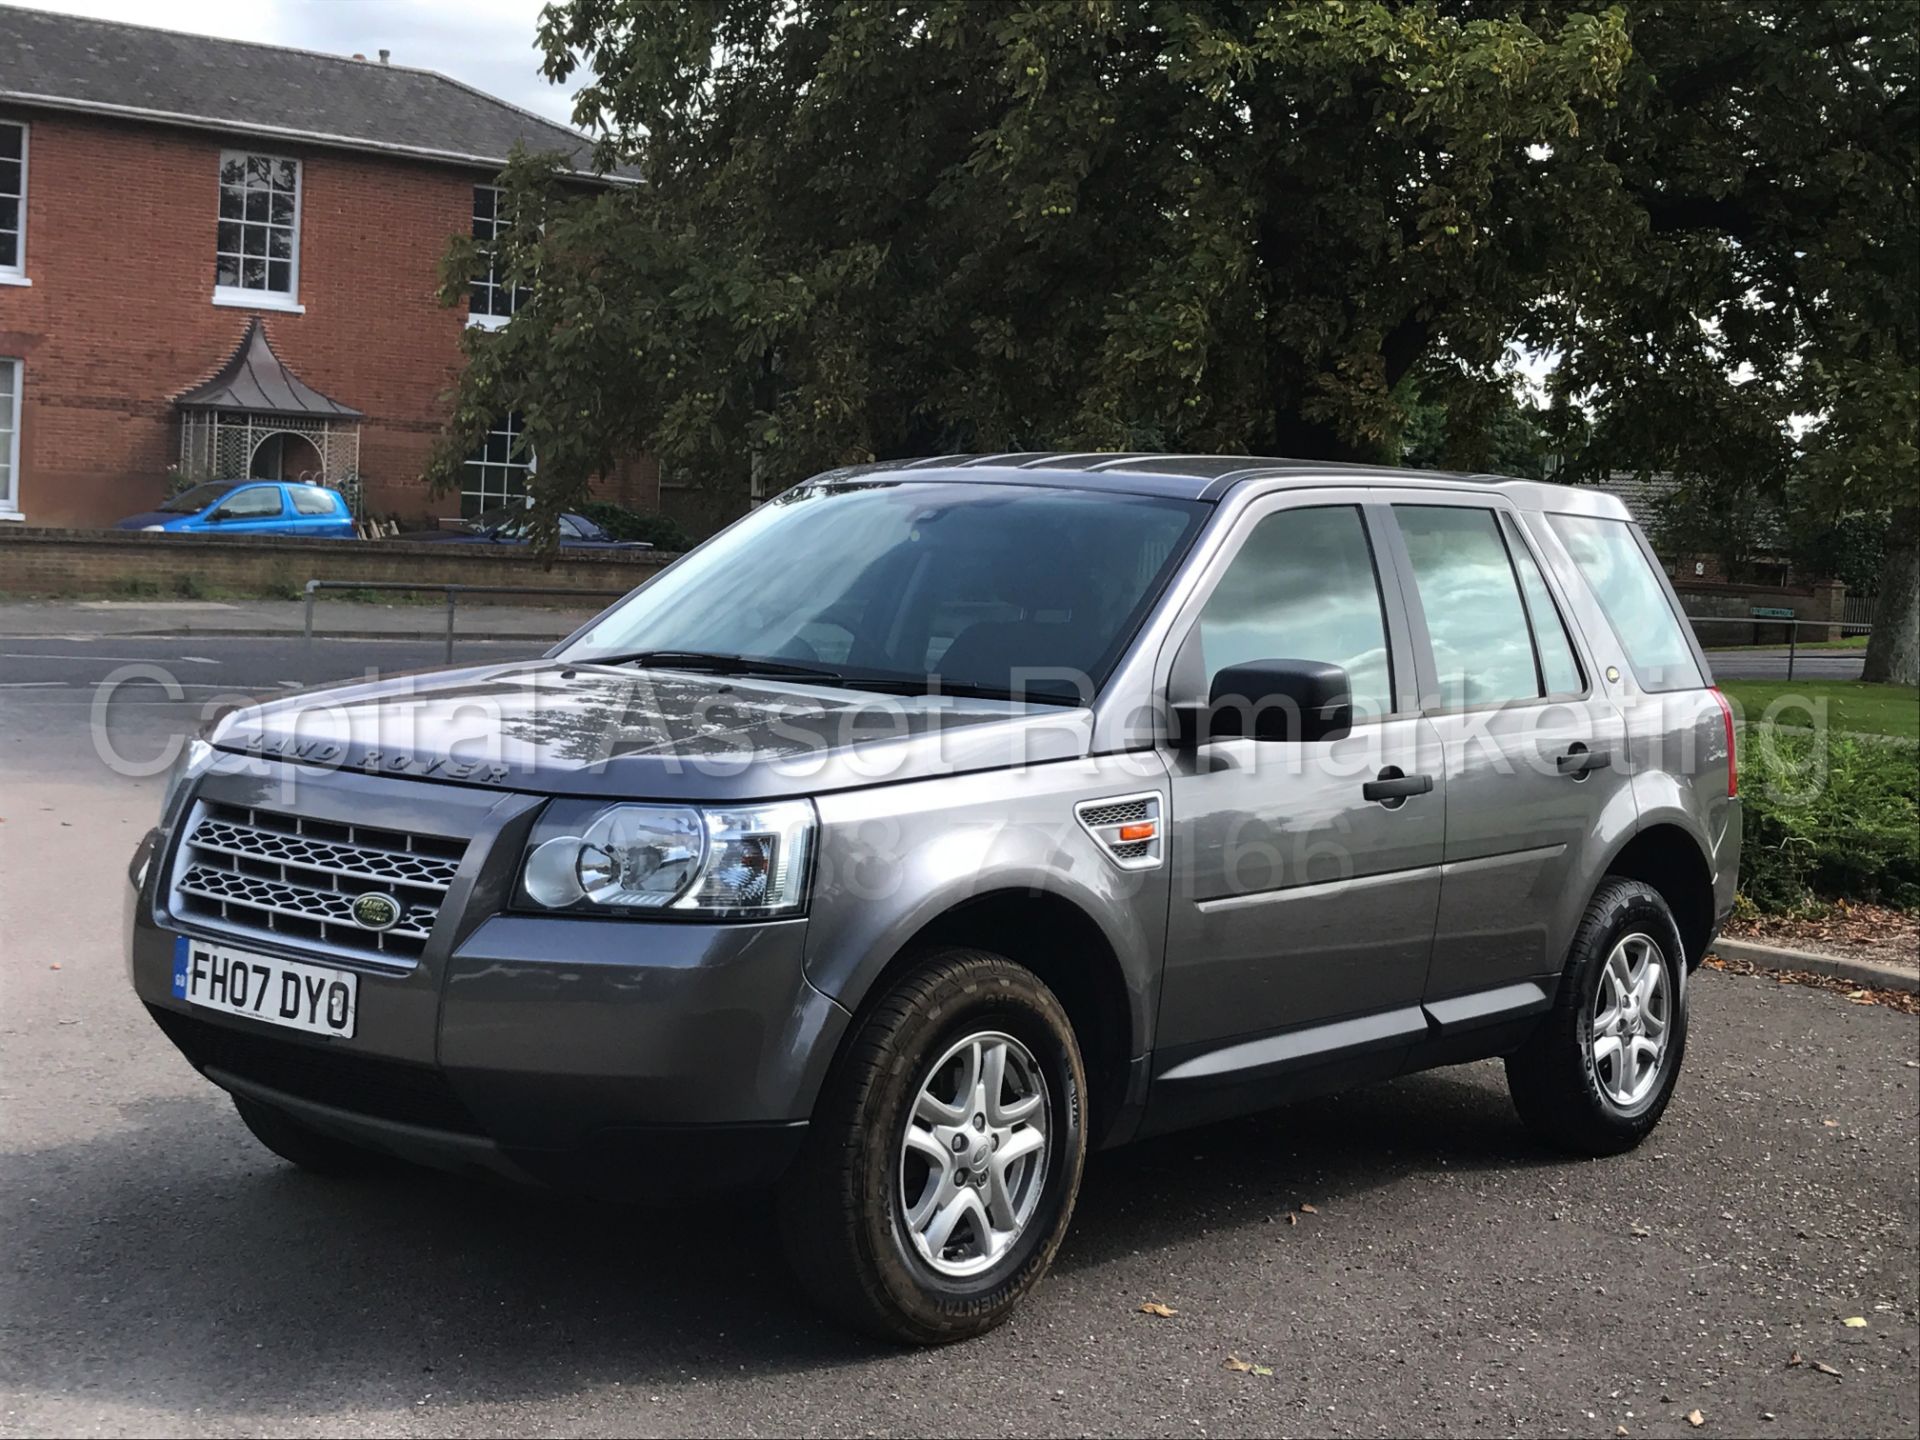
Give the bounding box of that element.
[0,5,656,528]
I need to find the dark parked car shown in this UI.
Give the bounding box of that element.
[398,507,650,550]
[116,480,356,539]
[129,454,1739,1344]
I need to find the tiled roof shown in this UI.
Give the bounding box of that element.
[0,4,621,178]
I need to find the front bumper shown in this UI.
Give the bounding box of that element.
[125,762,851,1199]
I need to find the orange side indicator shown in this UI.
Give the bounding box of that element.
[1117,821,1157,842]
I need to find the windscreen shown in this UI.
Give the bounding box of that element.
[562,481,1207,702]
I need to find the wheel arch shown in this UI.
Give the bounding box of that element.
[835,888,1140,1149]
[1601,821,1718,969]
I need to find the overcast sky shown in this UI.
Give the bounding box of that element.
[11,0,586,128]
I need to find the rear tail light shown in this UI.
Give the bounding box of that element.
[1709,687,1738,797]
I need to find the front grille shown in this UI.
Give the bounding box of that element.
[170,801,468,963]
[148,1004,480,1134]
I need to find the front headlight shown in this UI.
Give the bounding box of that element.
[518,799,816,918]
[159,735,216,820]
[141,524,166,532]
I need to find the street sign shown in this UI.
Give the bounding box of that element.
[1750,606,1795,619]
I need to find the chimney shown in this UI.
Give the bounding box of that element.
[378,49,391,64]
[351,52,365,60]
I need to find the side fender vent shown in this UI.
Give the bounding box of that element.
[1075,792,1164,871]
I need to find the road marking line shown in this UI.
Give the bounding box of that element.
[0,652,220,664]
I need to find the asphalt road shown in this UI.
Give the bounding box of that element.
[3,637,1916,1438]
[1704,648,1868,681]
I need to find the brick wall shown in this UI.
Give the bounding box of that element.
[0,108,658,528]
[1672,578,1849,644]
[0,526,672,602]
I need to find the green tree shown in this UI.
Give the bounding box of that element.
[432,1,1916,679]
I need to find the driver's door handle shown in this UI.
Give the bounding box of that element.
[1362,771,1434,803]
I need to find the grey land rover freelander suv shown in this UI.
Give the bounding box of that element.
[127,454,1740,1343]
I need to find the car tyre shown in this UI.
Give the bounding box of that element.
[779,947,1087,1345]
[232,1094,385,1176]
[1506,878,1690,1156]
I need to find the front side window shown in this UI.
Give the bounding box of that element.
[216,485,285,519]
[0,358,20,517]
[563,482,1206,703]
[469,185,528,326]
[1195,505,1395,718]
[216,152,300,302]
[461,414,533,517]
[0,120,25,279]
[1395,505,1541,709]
[1548,512,1704,692]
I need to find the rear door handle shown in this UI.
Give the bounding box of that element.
[1557,744,1613,776]
[1363,770,1434,804]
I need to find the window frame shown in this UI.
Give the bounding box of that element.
[1499,511,1591,702]
[1545,510,1708,694]
[0,118,27,285]
[212,150,304,313]
[0,356,21,519]
[459,412,536,517]
[1367,492,1609,719]
[213,483,287,520]
[467,183,526,330]
[1162,493,1423,727]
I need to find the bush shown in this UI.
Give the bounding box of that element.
[578,502,695,552]
[1739,727,1920,913]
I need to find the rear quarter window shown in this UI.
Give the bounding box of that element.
[289,486,342,516]
[1546,513,1703,692]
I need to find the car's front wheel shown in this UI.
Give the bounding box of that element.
[1506,877,1689,1155]
[779,948,1087,1344]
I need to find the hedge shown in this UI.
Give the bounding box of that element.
[1738,728,1920,913]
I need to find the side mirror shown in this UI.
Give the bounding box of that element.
[204,508,230,523]
[1203,659,1353,743]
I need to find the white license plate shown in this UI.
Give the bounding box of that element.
[170,936,358,1038]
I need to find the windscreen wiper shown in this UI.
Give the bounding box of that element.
[839,676,1087,706]
[579,650,846,682]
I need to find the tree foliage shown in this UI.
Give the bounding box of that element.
[431,1,1916,646]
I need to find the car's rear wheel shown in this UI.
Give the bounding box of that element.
[1506,878,1689,1155]
[231,1094,384,1176]
[779,948,1087,1344]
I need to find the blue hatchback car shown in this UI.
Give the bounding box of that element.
[116,481,356,539]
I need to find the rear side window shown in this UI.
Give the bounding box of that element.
[1198,505,1394,719]
[1547,513,1703,692]
[289,485,339,516]
[1503,516,1585,696]
[1394,505,1540,708]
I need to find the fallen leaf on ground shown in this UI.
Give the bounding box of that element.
[1617,1428,1629,1437]
[1687,1409,1705,1427]
[1787,1352,1804,1367]
[1842,1316,1868,1328]
[1821,1119,1839,1127]
[1139,1301,1177,1318]
[1251,1364,1273,1377]
[1223,1354,1252,1373]
[1299,1203,1318,1214]
[1286,1213,1298,1226]
[1812,1360,1842,1377]
[1630,1223,1652,1237]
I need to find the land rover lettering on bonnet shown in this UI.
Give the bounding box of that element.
[128,454,1740,1344]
